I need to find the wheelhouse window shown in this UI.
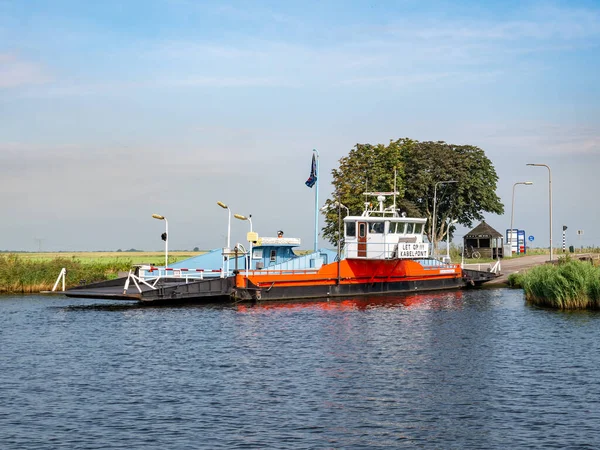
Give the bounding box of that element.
[391,222,406,234]
[414,223,423,234]
[346,221,356,238]
[406,223,414,234]
[370,222,385,234]
[270,250,277,262]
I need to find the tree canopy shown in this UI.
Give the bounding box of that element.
[322,139,504,248]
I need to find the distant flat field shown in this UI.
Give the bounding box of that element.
[9,251,205,264]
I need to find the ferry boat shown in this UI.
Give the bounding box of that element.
[61,192,498,303]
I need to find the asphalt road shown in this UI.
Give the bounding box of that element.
[493,254,553,284]
[490,253,597,285]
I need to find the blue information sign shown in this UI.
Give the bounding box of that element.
[528,235,534,242]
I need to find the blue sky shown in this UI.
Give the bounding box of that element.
[1,0,599,252]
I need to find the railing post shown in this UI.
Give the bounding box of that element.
[52,268,67,292]
[123,270,132,294]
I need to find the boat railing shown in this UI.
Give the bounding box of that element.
[141,266,225,280]
[461,260,502,274]
[417,258,456,268]
[123,267,230,294]
[244,268,321,276]
[123,269,159,294]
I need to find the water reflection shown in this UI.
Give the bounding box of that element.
[53,291,467,313]
[237,291,465,312]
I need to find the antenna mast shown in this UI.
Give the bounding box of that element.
[393,168,397,211]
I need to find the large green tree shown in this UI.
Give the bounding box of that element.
[322,139,504,249]
[322,138,411,245]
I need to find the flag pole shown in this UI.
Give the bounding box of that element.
[313,148,319,252]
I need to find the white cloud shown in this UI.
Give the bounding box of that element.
[471,122,600,157]
[167,75,296,88]
[212,3,297,26]
[384,5,600,42]
[0,53,51,88]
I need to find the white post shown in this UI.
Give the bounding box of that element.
[313,149,319,252]
[226,207,231,276]
[234,213,253,277]
[217,201,232,275]
[432,180,456,258]
[248,215,253,276]
[446,221,450,261]
[432,184,438,257]
[445,219,458,262]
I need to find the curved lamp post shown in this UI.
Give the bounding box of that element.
[234,213,253,275]
[217,201,231,250]
[509,181,533,255]
[217,201,231,275]
[320,201,350,216]
[432,180,457,258]
[152,213,168,268]
[527,163,552,261]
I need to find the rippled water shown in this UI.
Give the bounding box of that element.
[1,290,599,449]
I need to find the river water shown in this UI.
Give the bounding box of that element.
[1,289,599,449]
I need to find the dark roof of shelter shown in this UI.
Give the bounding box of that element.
[464,221,503,238]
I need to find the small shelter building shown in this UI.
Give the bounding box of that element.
[464,221,504,259]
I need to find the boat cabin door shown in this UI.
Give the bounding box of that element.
[358,222,367,257]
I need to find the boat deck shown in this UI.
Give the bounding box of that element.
[64,276,235,303]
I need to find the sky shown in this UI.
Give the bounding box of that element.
[1,0,599,252]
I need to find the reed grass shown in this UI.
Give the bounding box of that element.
[521,258,600,309]
[0,254,133,294]
[507,272,525,288]
[11,251,200,265]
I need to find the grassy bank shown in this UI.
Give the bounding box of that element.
[9,251,201,265]
[0,252,202,294]
[508,258,600,309]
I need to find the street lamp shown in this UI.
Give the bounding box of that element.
[320,201,350,216]
[509,181,533,255]
[432,180,457,258]
[527,163,552,261]
[321,200,350,261]
[152,213,168,268]
[217,201,231,275]
[217,202,231,250]
[234,213,253,275]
